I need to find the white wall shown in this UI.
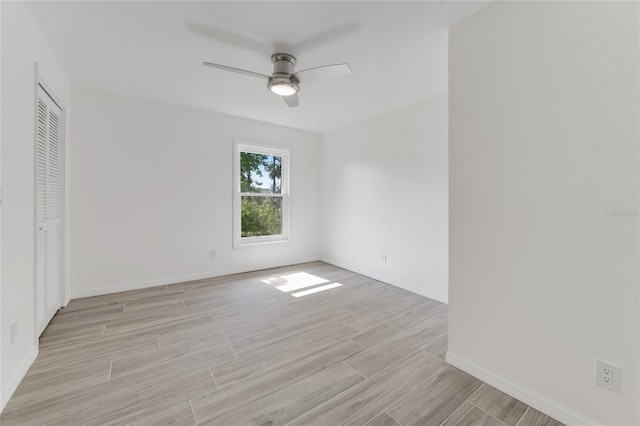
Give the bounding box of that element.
[70,86,321,297]
[0,0,3,410]
[0,1,71,411]
[320,93,448,303]
[448,2,639,425]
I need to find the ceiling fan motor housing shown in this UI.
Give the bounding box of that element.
[268,53,300,95]
[271,53,296,75]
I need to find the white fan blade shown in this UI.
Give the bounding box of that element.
[203,62,270,80]
[293,63,351,84]
[283,94,299,108]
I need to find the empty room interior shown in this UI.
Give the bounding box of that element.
[1,1,639,425]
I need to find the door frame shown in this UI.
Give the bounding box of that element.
[33,63,68,340]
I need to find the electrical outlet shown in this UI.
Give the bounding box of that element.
[209,249,216,260]
[10,321,18,346]
[595,359,620,392]
[380,254,387,264]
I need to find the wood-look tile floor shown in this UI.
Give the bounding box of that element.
[1,262,565,426]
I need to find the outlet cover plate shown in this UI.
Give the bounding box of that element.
[595,359,620,392]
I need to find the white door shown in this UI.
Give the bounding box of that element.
[36,85,63,335]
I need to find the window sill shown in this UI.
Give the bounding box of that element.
[234,236,289,249]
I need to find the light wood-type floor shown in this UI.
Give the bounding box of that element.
[2,262,564,426]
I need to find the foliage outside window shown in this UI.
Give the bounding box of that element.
[234,142,289,246]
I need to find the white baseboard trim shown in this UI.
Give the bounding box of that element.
[446,350,600,426]
[70,271,223,299]
[69,257,447,304]
[1,344,39,413]
[388,278,448,304]
[320,257,448,304]
[69,258,321,299]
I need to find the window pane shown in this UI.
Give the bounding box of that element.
[241,196,282,237]
[240,152,282,194]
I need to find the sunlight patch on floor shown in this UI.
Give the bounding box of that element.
[291,282,343,298]
[262,272,330,293]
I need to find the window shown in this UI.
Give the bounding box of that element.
[234,141,289,246]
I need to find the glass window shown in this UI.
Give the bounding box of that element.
[234,143,289,246]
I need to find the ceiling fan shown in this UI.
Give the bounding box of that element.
[203,53,351,108]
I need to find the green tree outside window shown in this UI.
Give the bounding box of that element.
[240,152,283,237]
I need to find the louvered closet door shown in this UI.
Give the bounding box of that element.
[36,85,63,335]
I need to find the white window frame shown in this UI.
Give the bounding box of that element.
[233,140,290,247]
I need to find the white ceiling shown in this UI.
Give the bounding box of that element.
[25,1,491,133]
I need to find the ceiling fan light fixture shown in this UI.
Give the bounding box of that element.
[268,76,299,97]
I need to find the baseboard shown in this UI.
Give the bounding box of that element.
[388,277,448,304]
[446,350,600,426]
[320,257,448,304]
[70,258,321,299]
[69,257,447,304]
[1,344,39,413]
[70,271,223,299]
